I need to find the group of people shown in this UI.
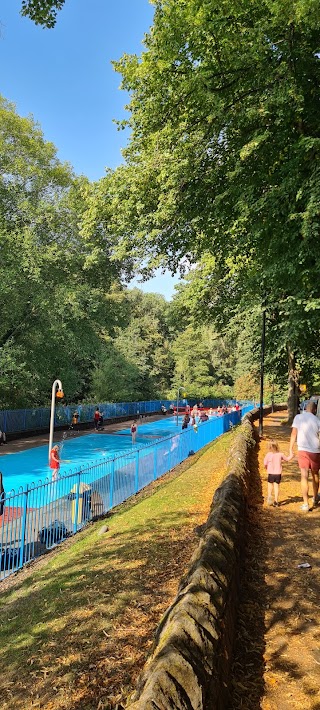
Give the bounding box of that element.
[264,401,320,511]
[181,406,210,432]
[216,403,240,416]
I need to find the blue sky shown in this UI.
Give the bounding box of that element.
[0,0,153,180]
[0,0,180,298]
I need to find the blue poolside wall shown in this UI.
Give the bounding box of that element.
[0,404,254,579]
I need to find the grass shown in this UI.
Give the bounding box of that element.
[0,429,237,710]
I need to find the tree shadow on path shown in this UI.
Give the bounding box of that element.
[228,435,267,709]
[229,413,320,710]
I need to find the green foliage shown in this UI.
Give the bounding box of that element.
[0,97,129,407]
[101,0,320,404]
[90,289,174,402]
[20,0,65,27]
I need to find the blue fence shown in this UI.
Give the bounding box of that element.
[0,398,252,435]
[0,400,172,435]
[0,405,254,579]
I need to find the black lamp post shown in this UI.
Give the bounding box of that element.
[259,304,266,437]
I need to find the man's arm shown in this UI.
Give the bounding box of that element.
[289,427,297,457]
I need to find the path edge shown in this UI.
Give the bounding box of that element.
[126,412,262,709]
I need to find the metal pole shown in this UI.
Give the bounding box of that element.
[259,307,266,437]
[48,379,63,463]
[271,377,274,413]
[135,449,139,493]
[109,458,115,510]
[19,486,28,571]
[73,472,81,534]
[176,389,179,426]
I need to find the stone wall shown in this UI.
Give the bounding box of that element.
[127,413,258,710]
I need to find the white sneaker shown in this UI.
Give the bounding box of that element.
[267,496,273,505]
[301,503,309,512]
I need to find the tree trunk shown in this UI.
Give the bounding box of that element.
[287,345,299,425]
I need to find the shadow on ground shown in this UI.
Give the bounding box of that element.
[229,415,320,710]
[0,507,200,710]
[228,437,267,709]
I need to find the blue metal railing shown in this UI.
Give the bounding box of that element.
[0,398,253,436]
[0,405,254,579]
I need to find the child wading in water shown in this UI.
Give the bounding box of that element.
[264,440,291,507]
[131,421,138,445]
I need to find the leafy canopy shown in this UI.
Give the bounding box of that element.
[100,0,320,409]
[20,0,65,27]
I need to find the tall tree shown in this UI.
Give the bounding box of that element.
[91,289,174,402]
[100,0,320,419]
[0,97,128,407]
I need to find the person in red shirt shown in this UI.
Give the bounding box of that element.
[49,445,60,481]
[131,421,138,444]
[94,407,101,430]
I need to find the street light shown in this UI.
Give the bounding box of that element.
[48,379,64,463]
[271,376,275,413]
[259,302,266,437]
[176,387,185,426]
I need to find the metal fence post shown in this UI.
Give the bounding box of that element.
[19,486,29,570]
[109,458,115,510]
[153,447,157,481]
[167,442,171,471]
[135,450,139,493]
[73,472,81,535]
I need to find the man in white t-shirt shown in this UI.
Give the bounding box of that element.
[289,401,320,511]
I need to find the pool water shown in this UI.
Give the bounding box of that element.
[0,416,186,493]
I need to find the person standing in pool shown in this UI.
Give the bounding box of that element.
[0,472,5,516]
[94,407,101,430]
[71,411,80,430]
[49,445,60,481]
[182,413,190,430]
[131,421,138,445]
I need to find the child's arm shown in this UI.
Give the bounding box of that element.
[263,453,270,469]
[282,453,293,461]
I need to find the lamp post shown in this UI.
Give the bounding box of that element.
[176,387,185,426]
[271,376,275,413]
[48,379,64,463]
[259,304,266,437]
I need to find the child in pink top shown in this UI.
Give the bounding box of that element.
[264,440,292,507]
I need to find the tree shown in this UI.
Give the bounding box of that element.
[20,0,65,27]
[0,96,129,407]
[90,342,147,403]
[90,289,174,402]
[102,0,320,420]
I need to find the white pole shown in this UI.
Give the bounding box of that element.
[48,379,63,463]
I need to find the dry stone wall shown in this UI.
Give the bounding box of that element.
[127,412,259,710]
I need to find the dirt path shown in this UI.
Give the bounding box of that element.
[230,411,320,710]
